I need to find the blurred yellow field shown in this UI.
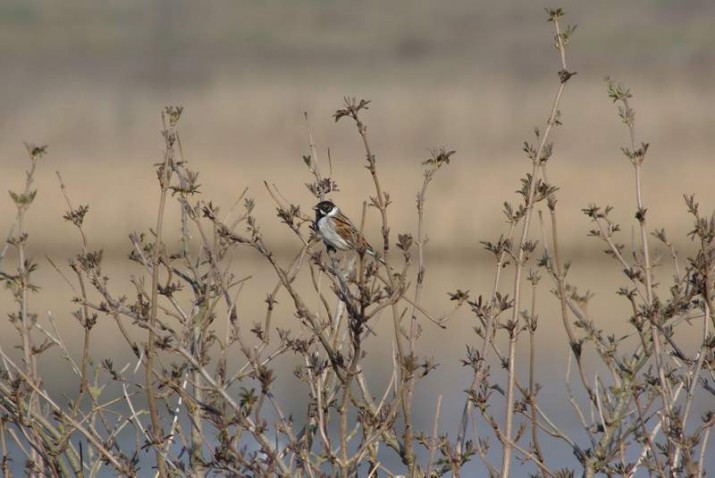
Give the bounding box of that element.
[3,77,715,260]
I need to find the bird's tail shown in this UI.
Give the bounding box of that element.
[366,246,386,265]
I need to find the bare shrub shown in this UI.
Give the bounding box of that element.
[1,8,713,478]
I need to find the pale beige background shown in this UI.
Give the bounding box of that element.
[2,0,715,258]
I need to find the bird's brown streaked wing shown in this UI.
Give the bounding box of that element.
[334,213,372,253]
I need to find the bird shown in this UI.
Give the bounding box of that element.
[313,200,383,263]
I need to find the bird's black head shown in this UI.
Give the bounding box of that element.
[314,200,336,221]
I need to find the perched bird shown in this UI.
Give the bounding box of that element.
[313,200,383,262]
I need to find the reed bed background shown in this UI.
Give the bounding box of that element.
[3,0,715,256]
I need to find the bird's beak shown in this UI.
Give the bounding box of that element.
[312,206,318,211]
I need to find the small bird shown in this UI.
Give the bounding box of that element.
[313,200,383,262]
